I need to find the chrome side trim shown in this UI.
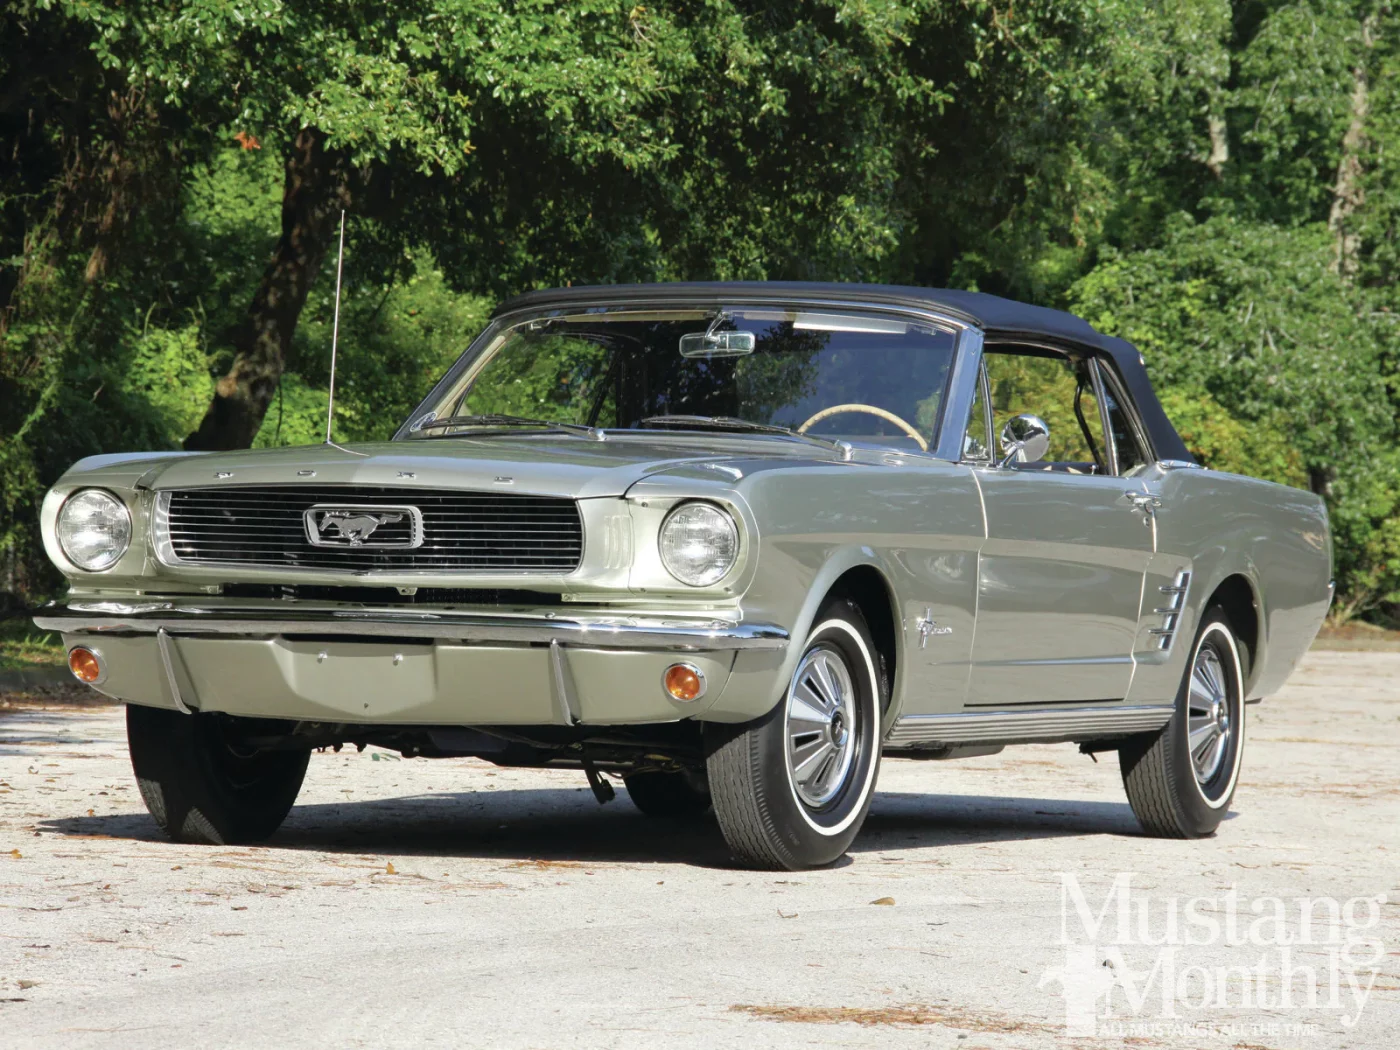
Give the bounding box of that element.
[1151,570,1192,651]
[34,602,789,652]
[884,704,1174,748]
[155,627,193,715]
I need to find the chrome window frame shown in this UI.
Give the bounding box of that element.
[1093,358,1156,475]
[958,355,995,466]
[1087,358,1117,476]
[977,338,1163,477]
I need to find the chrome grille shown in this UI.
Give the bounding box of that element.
[159,486,583,573]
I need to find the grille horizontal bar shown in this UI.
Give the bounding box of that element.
[160,486,583,573]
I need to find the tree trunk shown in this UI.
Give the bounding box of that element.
[1328,14,1378,278]
[184,127,353,451]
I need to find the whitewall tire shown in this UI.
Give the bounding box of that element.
[706,597,885,869]
[1120,607,1247,837]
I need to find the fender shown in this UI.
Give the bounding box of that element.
[1184,555,1266,695]
[704,544,902,727]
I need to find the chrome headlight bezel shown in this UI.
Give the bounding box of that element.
[56,488,132,572]
[658,500,740,587]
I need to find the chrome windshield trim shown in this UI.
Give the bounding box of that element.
[33,602,789,652]
[933,326,985,461]
[395,296,975,450]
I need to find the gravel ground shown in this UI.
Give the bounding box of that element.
[2,650,1397,1050]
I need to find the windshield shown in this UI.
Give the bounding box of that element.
[403,307,959,451]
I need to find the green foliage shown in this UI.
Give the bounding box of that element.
[0,617,64,672]
[460,334,612,423]
[256,251,492,446]
[2,0,1397,625]
[1155,387,1306,488]
[1071,214,1399,614]
[126,321,217,443]
[251,373,333,450]
[984,353,1100,464]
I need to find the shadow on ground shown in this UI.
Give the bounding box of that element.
[35,786,1148,868]
[0,709,121,755]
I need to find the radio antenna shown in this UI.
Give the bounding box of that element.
[324,209,346,445]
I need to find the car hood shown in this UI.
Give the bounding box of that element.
[102,436,786,500]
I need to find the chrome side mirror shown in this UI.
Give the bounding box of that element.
[999,414,1050,467]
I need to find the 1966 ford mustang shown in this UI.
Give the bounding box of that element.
[34,283,1333,870]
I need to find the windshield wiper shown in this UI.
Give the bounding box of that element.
[414,414,603,440]
[637,415,851,458]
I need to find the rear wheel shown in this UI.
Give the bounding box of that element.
[127,704,309,845]
[706,598,884,870]
[1119,607,1247,837]
[623,769,711,819]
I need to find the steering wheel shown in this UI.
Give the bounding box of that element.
[797,403,928,452]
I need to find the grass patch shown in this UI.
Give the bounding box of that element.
[0,616,65,673]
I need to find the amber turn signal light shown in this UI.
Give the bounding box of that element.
[68,647,102,684]
[662,663,706,702]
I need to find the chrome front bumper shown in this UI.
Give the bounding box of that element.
[35,600,790,726]
[33,600,789,651]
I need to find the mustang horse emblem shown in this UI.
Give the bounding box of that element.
[304,506,419,548]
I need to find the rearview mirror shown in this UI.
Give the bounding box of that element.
[999,414,1050,467]
[679,330,756,358]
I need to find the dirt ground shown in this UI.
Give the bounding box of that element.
[2,651,1397,1050]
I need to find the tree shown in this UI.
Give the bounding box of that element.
[3,0,1397,623]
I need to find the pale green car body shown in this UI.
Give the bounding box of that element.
[34,284,1333,758]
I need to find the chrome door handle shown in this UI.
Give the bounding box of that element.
[1123,492,1162,526]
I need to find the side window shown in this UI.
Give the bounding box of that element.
[1096,363,1150,474]
[983,349,1107,471]
[962,362,992,461]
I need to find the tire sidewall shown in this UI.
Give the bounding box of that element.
[754,604,884,866]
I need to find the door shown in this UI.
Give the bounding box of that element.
[964,347,1157,706]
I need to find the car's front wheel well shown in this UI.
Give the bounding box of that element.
[824,565,897,712]
[1206,574,1259,685]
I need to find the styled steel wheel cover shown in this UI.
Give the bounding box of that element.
[1185,622,1244,806]
[1187,647,1232,784]
[784,644,859,809]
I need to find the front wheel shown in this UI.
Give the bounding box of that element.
[127,704,309,845]
[706,598,885,870]
[1119,607,1247,837]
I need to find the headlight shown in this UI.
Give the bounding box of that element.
[57,489,131,571]
[659,501,738,587]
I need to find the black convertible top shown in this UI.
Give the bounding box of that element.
[495,282,1193,462]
